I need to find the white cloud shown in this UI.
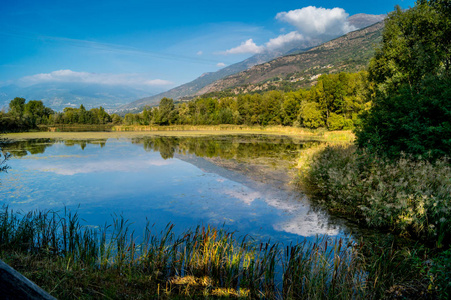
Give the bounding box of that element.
[144,79,174,86]
[222,39,265,55]
[216,62,226,67]
[265,31,305,50]
[18,70,173,87]
[37,158,172,176]
[219,6,356,56]
[276,6,356,39]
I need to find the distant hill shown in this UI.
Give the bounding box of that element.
[119,13,385,111]
[0,82,163,112]
[195,22,384,96]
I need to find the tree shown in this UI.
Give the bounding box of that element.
[9,97,26,118]
[299,102,324,129]
[357,1,451,160]
[156,98,176,125]
[368,3,449,94]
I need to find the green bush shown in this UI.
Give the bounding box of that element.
[327,113,345,130]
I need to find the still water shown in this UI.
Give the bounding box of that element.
[0,135,350,244]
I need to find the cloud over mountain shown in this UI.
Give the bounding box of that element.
[222,39,265,55]
[221,6,356,55]
[276,6,356,38]
[265,31,305,50]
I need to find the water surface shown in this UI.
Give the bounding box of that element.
[0,135,349,244]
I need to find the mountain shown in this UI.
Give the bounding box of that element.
[116,52,282,111]
[119,13,385,111]
[195,21,384,96]
[0,83,164,112]
[347,13,385,28]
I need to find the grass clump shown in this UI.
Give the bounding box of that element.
[0,205,428,299]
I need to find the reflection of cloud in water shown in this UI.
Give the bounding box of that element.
[221,185,339,237]
[274,214,340,237]
[35,159,172,175]
[222,188,262,205]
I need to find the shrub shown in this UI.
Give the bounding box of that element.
[327,113,345,130]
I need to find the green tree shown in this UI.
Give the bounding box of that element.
[368,3,449,94]
[357,1,451,159]
[299,102,324,129]
[156,98,176,125]
[9,97,26,118]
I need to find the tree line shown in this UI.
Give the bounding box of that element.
[125,71,371,130]
[0,99,121,132]
[0,71,372,132]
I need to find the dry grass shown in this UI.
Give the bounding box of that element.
[4,126,355,143]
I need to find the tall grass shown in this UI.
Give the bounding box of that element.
[0,205,420,299]
[298,144,451,248]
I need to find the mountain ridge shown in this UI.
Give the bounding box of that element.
[195,21,384,96]
[119,13,385,111]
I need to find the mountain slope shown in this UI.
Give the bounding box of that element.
[120,14,385,111]
[117,52,281,110]
[195,22,384,95]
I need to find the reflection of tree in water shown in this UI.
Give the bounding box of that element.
[2,139,108,157]
[133,135,322,162]
[2,139,52,157]
[0,137,11,176]
[137,137,175,160]
[3,136,321,163]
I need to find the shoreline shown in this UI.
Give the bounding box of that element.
[4,125,355,143]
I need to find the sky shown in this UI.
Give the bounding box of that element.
[0,0,416,92]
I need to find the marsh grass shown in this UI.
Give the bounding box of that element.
[0,205,422,299]
[299,144,451,248]
[5,126,354,144]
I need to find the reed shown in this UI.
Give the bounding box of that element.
[0,206,429,299]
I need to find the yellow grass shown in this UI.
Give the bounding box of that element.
[4,125,355,143]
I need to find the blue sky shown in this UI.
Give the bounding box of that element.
[0,0,416,92]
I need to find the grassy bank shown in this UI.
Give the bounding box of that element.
[0,206,432,299]
[298,143,451,298]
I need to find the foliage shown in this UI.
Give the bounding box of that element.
[299,102,324,129]
[1,71,371,132]
[121,71,371,130]
[300,144,451,247]
[430,249,451,298]
[357,76,451,160]
[357,1,451,160]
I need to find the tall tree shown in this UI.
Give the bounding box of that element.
[357,1,451,159]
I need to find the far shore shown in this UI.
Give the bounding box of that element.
[4,125,355,143]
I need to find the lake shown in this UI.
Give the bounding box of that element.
[0,134,351,244]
